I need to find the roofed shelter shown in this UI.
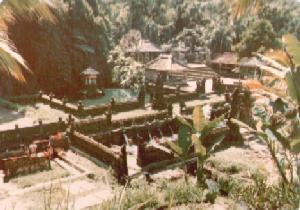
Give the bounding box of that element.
[145,54,188,85]
[125,39,164,64]
[81,67,103,98]
[81,67,99,86]
[238,57,263,79]
[211,52,238,75]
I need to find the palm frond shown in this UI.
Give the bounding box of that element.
[0,35,29,82]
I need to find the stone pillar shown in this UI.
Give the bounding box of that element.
[15,124,21,144]
[62,97,67,106]
[78,101,84,112]
[39,120,44,138]
[196,80,201,93]
[110,97,115,110]
[106,106,112,127]
[38,90,43,99]
[179,101,186,114]
[167,103,173,117]
[138,85,145,107]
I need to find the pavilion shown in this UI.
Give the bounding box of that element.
[125,39,164,64]
[81,67,103,98]
[211,52,238,75]
[238,57,264,79]
[145,54,188,85]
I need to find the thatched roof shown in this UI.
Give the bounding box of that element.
[146,54,188,72]
[239,57,263,68]
[126,39,163,53]
[81,67,99,76]
[211,52,237,65]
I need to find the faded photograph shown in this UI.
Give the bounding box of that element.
[0,0,300,209]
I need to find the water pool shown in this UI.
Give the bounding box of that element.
[78,88,139,107]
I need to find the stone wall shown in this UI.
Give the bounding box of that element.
[137,143,175,167]
[164,92,199,103]
[90,118,178,146]
[40,94,142,117]
[0,120,67,149]
[1,155,50,179]
[71,131,128,182]
[74,110,169,134]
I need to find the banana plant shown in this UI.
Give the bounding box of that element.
[166,106,226,185]
[230,118,300,186]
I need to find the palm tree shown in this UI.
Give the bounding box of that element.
[0,0,57,83]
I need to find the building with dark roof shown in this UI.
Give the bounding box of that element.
[125,39,164,64]
[145,54,188,85]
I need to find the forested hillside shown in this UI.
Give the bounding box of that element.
[0,0,299,97]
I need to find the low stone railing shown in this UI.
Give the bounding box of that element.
[1,155,50,180]
[0,119,67,149]
[71,131,128,182]
[74,110,169,134]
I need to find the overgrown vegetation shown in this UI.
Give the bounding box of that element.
[0,0,299,96]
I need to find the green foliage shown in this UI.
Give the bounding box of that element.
[164,179,203,205]
[210,27,234,54]
[101,181,160,210]
[230,173,299,210]
[236,19,281,57]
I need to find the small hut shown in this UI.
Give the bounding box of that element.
[238,57,263,79]
[125,39,164,64]
[81,67,103,98]
[145,54,188,85]
[211,52,238,75]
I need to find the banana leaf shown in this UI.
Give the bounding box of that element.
[193,106,206,132]
[201,115,224,140]
[176,116,193,130]
[192,134,206,156]
[178,125,192,155]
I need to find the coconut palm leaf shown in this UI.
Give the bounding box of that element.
[0,0,57,82]
[0,36,29,82]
